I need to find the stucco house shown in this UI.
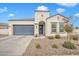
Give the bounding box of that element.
[0,23,8,29]
[8,6,69,36]
[0,23,8,35]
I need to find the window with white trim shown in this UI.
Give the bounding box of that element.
[51,22,57,33]
[59,22,64,32]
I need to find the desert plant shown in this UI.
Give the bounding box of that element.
[73,35,78,40]
[64,24,73,40]
[55,34,61,39]
[34,34,38,37]
[52,44,58,48]
[47,36,54,39]
[63,41,76,49]
[35,43,41,49]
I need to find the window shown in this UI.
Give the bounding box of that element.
[59,22,64,32]
[51,22,57,32]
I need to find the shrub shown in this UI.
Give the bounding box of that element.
[63,41,76,49]
[47,36,54,39]
[35,43,41,49]
[73,35,78,40]
[55,34,61,39]
[35,34,38,37]
[52,44,58,48]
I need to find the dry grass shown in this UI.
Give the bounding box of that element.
[23,37,79,56]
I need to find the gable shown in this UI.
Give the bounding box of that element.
[46,14,69,22]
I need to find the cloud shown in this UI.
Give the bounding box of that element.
[74,13,79,17]
[36,5,48,11]
[57,3,77,7]
[8,13,15,17]
[0,7,8,13]
[56,8,65,13]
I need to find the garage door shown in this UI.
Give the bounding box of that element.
[13,25,34,35]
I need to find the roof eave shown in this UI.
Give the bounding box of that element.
[46,14,69,22]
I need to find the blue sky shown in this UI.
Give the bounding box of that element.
[0,3,79,27]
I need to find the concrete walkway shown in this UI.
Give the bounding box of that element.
[0,36,33,56]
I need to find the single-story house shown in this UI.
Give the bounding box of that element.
[0,23,8,29]
[0,23,8,35]
[8,6,69,36]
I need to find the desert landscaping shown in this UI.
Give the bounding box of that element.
[0,34,8,38]
[0,3,79,56]
[23,35,79,56]
[0,34,79,56]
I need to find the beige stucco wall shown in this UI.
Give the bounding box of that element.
[8,21,34,35]
[34,11,49,36]
[34,23,39,36]
[46,15,67,37]
[8,12,68,37]
[35,11,49,22]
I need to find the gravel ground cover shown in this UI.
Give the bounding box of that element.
[23,37,79,56]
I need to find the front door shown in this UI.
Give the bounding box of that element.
[39,25,43,35]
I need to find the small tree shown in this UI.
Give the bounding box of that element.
[64,24,73,40]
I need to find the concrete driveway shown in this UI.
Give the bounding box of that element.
[0,36,33,56]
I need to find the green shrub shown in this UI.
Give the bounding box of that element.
[35,43,41,49]
[47,36,54,39]
[35,34,38,37]
[63,41,76,49]
[52,44,58,48]
[73,35,78,40]
[55,34,61,39]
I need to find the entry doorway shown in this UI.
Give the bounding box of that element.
[39,21,45,35]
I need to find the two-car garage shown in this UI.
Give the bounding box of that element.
[13,25,34,35]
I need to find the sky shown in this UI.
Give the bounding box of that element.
[0,3,79,27]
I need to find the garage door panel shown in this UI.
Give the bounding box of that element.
[13,25,34,35]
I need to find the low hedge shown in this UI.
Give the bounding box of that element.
[55,34,61,39]
[47,36,54,39]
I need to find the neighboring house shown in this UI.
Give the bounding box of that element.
[8,6,69,36]
[0,23,8,35]
[0,23,8,29]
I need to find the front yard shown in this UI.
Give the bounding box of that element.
[0,34,8,38]
[23,36,79,56]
